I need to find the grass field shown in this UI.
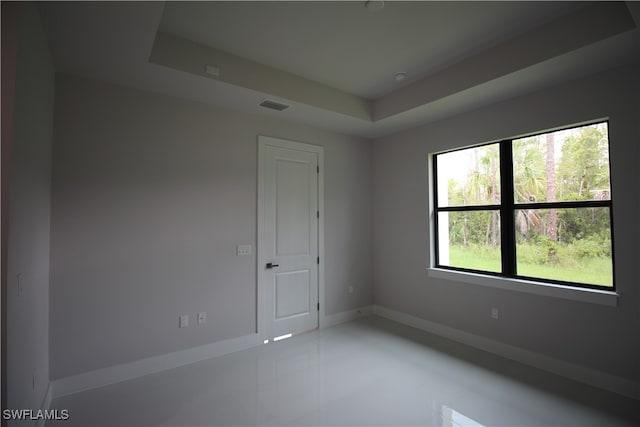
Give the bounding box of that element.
[447,245,612,286]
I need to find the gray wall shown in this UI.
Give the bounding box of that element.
[372,63,640,381]
[50,75,373,379]
[7,3,55,413]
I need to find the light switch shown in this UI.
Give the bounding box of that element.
[237,244,252,256]
[179,315,189,328]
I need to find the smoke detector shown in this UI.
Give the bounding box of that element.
[395,72,407,82]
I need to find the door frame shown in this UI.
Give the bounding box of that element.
[257,135,325,342]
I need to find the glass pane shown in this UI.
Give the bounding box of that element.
[438,211,501,273]
[515,207,612,287]
[436,144,500,207]
[513,123,610,204]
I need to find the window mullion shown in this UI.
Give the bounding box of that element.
[500,141,516,276]
[433,154,440,266]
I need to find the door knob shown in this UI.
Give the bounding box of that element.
[266,263,279,269]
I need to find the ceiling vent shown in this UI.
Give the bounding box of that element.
[259,100,290,111]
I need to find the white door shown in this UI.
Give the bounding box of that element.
[258,136,322,341]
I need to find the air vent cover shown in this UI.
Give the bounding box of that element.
[259,100,289,111]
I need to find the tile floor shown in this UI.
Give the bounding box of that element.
[48,316,640,426]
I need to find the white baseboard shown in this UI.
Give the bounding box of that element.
[49,305,639,400]
[372,305,640,400]
[35,382,53,427]
[52,306,375,399]
[323,305,372,328]
[52,333,261,398]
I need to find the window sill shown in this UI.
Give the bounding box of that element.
[427,268,618,307]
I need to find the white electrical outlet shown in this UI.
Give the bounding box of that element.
[205,64,220,77]
[179,315,189,328]
[491,307,499,320]
[237,245,252,256]
[198,312,207,325]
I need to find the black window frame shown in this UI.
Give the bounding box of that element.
[432,121,615,292]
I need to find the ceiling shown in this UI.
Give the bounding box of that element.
[39,1,640,139]
[159,1,583,100]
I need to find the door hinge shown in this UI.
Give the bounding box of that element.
[317,256,320,264]
[317,302,319,311]
[317,165,319,173]
[316,211,319,219]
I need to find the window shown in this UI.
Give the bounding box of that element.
[433,122,614,290]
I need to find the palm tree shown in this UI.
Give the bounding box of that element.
[513,138,545,240]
